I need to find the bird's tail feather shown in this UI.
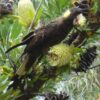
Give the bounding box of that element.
[5,43,23,53]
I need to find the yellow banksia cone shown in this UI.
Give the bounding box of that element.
[18,0,36,27]
[47,43,73,67]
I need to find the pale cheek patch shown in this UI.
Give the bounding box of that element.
[63,9,71,18]
[73,14,86,26]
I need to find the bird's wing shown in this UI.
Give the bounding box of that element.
[24,22,59,52]
[22,31,34,42]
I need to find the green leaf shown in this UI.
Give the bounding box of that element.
[10,20,22,39]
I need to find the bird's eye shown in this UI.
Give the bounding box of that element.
[81,0,88,4]
[74,0,88,6]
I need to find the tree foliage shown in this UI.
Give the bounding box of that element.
[0,0,100,100]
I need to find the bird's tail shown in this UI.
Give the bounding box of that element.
[5,43,23,53]
[5,32,34,53]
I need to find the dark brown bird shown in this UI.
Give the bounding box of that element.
[6,4,89,76]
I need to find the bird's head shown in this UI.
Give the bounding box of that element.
[63,8,86,26]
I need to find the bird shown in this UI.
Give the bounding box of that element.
[6,3,89,76]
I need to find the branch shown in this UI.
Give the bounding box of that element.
[15,67,57,99]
